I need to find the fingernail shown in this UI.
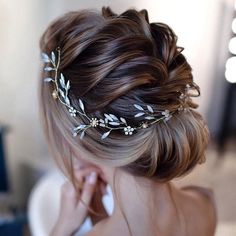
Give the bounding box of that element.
[87,172,97,184]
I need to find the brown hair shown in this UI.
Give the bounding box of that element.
[39,7,209,184]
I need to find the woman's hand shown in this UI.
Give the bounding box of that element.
[50,167,100,236]
[73,160,109,225]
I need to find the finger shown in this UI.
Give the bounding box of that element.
[60,181,79,210]
[74,168,104,196]
[74,167,102,182]
[60,181,77,199]
[77,172,97,211]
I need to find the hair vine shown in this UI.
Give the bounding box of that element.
[42,47,197,140]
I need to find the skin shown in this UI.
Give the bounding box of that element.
[50,159,217,236]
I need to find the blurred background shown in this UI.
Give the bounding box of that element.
[0,0,235,235]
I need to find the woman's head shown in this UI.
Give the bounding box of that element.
[39,7,209,183]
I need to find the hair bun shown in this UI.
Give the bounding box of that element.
[39,7,209,183]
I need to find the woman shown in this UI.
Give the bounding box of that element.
[39,7,217,236]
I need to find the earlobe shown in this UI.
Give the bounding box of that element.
[72,152,94,168]
[73,157,86,169]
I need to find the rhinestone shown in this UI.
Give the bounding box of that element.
[90,118,98,127]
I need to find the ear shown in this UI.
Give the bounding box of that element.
[73,157,89,169]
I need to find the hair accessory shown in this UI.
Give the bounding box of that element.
[42,47,195,140]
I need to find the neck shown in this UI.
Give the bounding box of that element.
[105,169,184,236]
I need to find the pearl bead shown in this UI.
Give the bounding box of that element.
[142,123,148,128]
[52,90,58,99]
